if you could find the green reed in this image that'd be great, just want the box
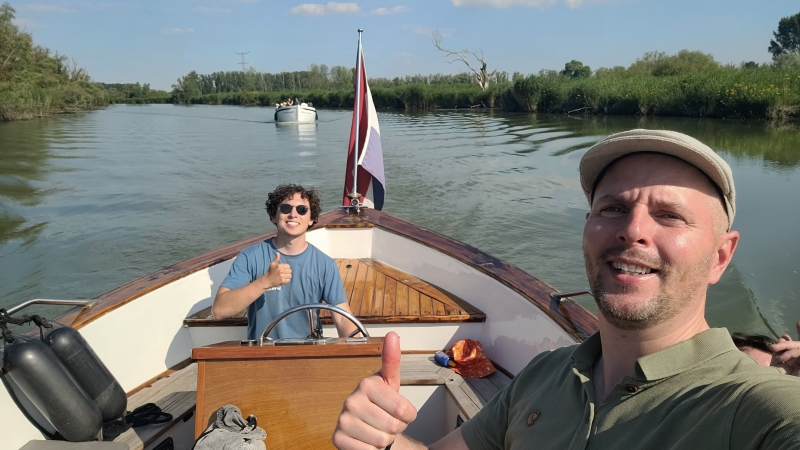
[509,68,800,120]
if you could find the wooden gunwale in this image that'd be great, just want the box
[58,209,597,341]
[357,209,598,341]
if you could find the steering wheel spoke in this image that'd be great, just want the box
[259,304,369,344]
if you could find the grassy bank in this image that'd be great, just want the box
[508,68,800,120]
[179,69,800,122]
[0,3,112,121]
[185,83,504,110]
[0,83,111,121]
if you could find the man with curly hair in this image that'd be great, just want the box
[212,184,357,340]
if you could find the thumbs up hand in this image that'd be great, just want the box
[333,332,417,449]
[262,252,292,290]
[770,320,800,377]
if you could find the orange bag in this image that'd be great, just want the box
[445,339,496,378]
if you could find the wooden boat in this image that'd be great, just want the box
[274,104,317,123]
[2,207,597,449]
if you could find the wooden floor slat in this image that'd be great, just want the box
[383,277,397,316]
[349,262,369,314]
[185,258,485,327]
[334,259,484,323]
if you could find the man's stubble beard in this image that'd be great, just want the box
[584,246,713,331]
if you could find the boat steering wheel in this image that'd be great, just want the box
[258,304,370,344]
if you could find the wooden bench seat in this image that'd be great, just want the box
[113,363,197,450]
[184,258,485,327]
[400,354,512,421]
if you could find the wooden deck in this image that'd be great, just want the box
[184,258,485,327]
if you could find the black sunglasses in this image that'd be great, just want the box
[279,204,309,215]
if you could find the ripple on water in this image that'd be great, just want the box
[0,107,799,336]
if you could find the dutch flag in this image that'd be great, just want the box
[342,33,385,210]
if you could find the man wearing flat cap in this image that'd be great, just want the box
[332,129,800,450]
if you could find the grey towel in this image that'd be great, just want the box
[193,404,267,450]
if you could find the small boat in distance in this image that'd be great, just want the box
[274,103,317,123]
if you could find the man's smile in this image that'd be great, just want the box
[609,260,656,275]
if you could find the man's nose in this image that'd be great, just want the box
[616,206,655,246]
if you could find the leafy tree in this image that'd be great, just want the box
[628,50,719,76]
[741,61,760,69]
[172,70,201,103]
[773,52,800,69]
[0,2,14,26]
[561,60,591,78]
[768,12,800,58]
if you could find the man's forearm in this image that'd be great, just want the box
[332,312,359,337]
[212,281,271,319]
[392,433,428,449]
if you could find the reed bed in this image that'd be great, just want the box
[0,83,109,121]
[509,69,800,120]
[183,68,800,121]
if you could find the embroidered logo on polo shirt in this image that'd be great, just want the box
[526,410,540,426]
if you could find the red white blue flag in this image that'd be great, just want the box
[342,36,385,210]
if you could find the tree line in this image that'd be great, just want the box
[2,1,798,122]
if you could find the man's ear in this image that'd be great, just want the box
[708,230,740,285]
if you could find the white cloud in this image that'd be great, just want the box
[163,28,194,34]
[193,6,231,15]
[22,4,69,12]
[411,26,453,37]
[290,2,360,15]
[326,2,359,13]
[291,4,327,15]
[451,0,614,8]
[370,5,408,15]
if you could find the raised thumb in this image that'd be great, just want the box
[272,252,281,265]
[380,331,402,391]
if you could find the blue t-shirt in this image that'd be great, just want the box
[220,239,347,340]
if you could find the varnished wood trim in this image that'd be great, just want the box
[59,211,354,329]
[183,317,248,327]
[192,338,384,361]
[126,358,194,397]
[58,208,596,341]
[358,210,598,341]
[195,361,207,440]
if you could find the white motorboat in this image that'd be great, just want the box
[1,207,597,450]
[274,104,317,123]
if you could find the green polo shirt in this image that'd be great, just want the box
[461,328,800,450]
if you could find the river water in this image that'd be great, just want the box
[1,104,799,337]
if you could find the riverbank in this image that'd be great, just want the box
[0,84,112,121]
[175,68,800,121]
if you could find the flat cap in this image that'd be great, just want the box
[579,129,735,229]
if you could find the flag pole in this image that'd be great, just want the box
[352,28,363,204]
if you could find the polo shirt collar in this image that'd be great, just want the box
[635,328,738,380]
[571,328,738,380]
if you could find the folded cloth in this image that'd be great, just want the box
[445,339,496,378]
[193,404,267,450]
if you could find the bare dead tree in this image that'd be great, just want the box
[432,31,497,92]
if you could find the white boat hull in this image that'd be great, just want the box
[2,210,594,448]
[274,105,316,123]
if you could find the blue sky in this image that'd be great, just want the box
[10,0,799,90]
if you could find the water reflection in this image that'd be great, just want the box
[0,106,798,339]
[0,119,56,246]
[547,116,800,169]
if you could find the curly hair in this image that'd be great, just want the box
[731,332,776,354]
[265,184,322,229]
